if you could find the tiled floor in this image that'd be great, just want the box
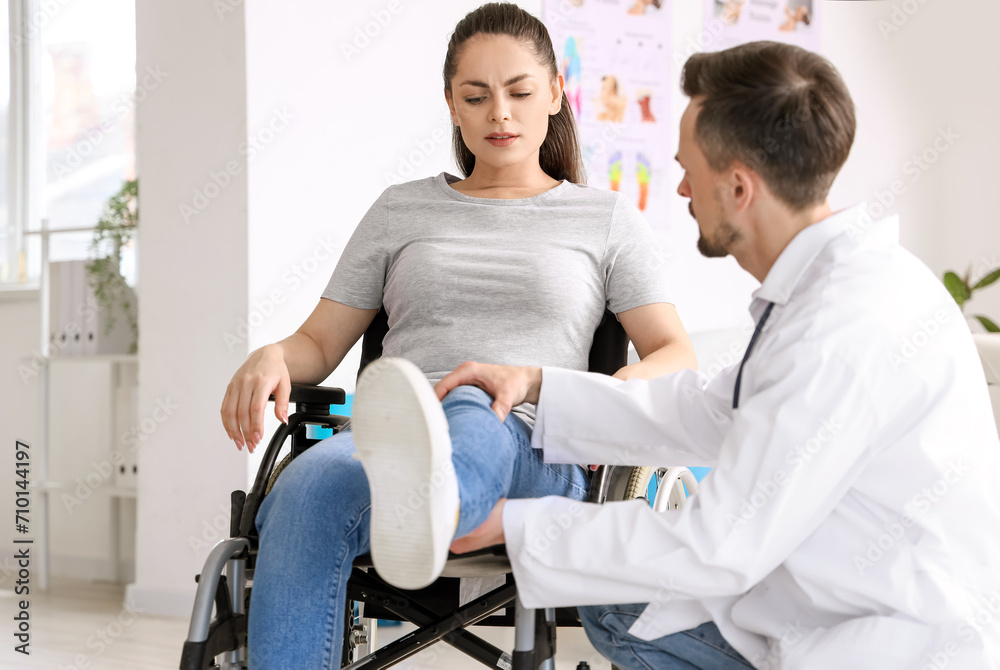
[0,577,612,669]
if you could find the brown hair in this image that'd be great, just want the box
[681,41,855,210]
[443,2,585,184]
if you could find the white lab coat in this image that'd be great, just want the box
[503,207,1000,669]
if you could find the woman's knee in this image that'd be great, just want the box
[258,436,367,523]
[441,384,493,412]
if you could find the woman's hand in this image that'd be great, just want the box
[220,344,291,453]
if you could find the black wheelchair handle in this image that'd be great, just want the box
[267,383,347,407]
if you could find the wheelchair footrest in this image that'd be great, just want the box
[179,613,247,670]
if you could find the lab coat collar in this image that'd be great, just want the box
[750,205,895,318]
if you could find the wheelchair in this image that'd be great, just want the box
[181,308,699,670]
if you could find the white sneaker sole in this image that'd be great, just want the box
[352,357,458,591]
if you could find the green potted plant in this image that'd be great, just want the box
[85,179,138,353]
[943,263,999,333]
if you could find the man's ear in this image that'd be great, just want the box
[729,162,756,213]
[444,89,460,126]
[550,72,565,115]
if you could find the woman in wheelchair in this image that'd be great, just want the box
[219,3,696,667]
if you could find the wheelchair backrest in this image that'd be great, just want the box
[357,307,629,379]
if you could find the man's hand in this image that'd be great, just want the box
[435,362,543,423]
[451,499,507,554]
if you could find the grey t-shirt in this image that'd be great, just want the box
[322,171,670,424]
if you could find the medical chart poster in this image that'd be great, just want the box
[704,0,822,53]
[543,0,674,233]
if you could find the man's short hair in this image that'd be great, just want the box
[681,41,856,210]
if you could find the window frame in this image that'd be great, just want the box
[3,0,44,291]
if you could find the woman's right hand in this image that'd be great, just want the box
[220,344,291,453]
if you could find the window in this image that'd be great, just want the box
[0,5,12,282]
[1,0,136,288]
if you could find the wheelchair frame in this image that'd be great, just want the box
[181,310,698,670]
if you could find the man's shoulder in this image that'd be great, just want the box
[784,241,964,366]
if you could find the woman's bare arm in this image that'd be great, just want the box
[220,299,378,452]
[614,303,697,381]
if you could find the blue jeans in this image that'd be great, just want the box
[248,385,590,669]
[580,604,754,670]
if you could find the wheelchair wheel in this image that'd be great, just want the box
[605,466,699,509]
[624,465,655,500]
[604,465,655,502]
[265,453,293,495]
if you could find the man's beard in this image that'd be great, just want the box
[697,219,742,258]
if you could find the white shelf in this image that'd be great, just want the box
[31,481,137,498]
[51,354,138,364]
[34,217,140,590]
[21,353,138,364]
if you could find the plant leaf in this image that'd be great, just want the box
[943,271,971,307]
[975,315,1000,333]
[973,268,1000,291]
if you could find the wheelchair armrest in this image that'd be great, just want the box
[268,383,347,407]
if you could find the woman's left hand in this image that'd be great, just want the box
[451,499,507,553]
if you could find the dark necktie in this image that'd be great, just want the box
[733,301,775,410]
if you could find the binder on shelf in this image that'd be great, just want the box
[81,261,99,356]
[70,260,85,355]
[114,384,139,489]
[49,259,137,357]
[52,261,73,356]
[48,262,63,353]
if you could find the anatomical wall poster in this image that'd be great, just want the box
[544,0,674,232]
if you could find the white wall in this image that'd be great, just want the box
[2,0,999,614]
[124,0,250,615]
[824,0,1000,326]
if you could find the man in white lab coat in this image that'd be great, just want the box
[436,41,1000,669]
